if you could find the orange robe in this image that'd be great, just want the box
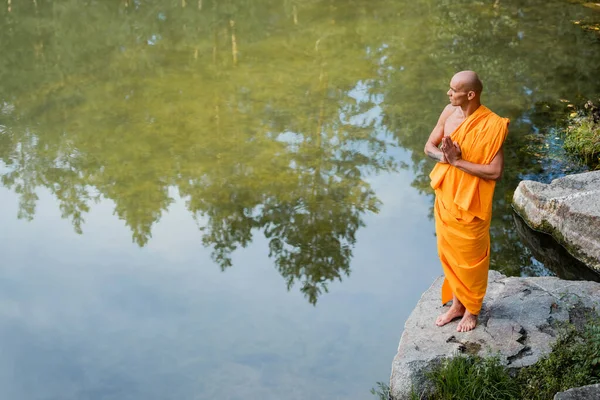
[429,105,509,315]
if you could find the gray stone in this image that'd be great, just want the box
[554,383,600,399]
[389,271,600,400]
[512,170,600,272]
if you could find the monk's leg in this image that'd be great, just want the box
[435,294,465,326]
[457,310,477,332]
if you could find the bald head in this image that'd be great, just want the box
[452,70,483,95]
[447,71,483,110]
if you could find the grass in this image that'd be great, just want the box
[426,355,519,400]
[516,318,600,400]
[564,100,600,168]
[376,317,600,399]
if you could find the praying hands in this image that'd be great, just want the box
[441,136,462,166]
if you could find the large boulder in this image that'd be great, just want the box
[389,271,600,399]
[554,383,600,399]
[512,170,600,272]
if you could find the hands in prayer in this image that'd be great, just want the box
[441,136,462,166]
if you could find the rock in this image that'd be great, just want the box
[512,170,600,272]
[389,271,600,400]
[554,383,600,399]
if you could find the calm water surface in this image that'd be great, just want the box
[1,1,600,399]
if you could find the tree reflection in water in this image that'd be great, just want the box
[1,0,600,304]
[0,0,397,305]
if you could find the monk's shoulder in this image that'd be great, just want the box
[479,108,510,146]
[482,107,507,122]
[481,108,509,129]
[440,104,458,121]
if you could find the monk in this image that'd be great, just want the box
[424,71,509,332]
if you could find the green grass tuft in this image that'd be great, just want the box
[427,354,519,400]
[564,100,600,168]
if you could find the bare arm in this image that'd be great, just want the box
[424,105,455,163]
[454,147,504,181]
[443,136,504,181]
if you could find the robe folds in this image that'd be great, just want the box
[429,105,509,315]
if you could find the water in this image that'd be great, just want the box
[1,1,600,399]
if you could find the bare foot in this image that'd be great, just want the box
[456,310,477,332]
[435,304,465,327]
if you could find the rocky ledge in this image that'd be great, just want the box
[389,271,600,399]
[512,170,600,272]
[554,383,600,399]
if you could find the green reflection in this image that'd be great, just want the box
[1,0,600,305]
[0,0,396,305]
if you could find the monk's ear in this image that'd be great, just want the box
[467,90,476,100]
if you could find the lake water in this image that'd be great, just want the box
[1,1,600,399]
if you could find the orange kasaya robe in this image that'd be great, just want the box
[429,105,509,315]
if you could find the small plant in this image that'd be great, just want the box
[564,99,600,168]
[584,322,600,381]
[369,382,425,399]
[370,382,391,400]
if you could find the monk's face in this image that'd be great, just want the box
[447,77,470,106]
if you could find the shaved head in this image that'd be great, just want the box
[452,70,483,94]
